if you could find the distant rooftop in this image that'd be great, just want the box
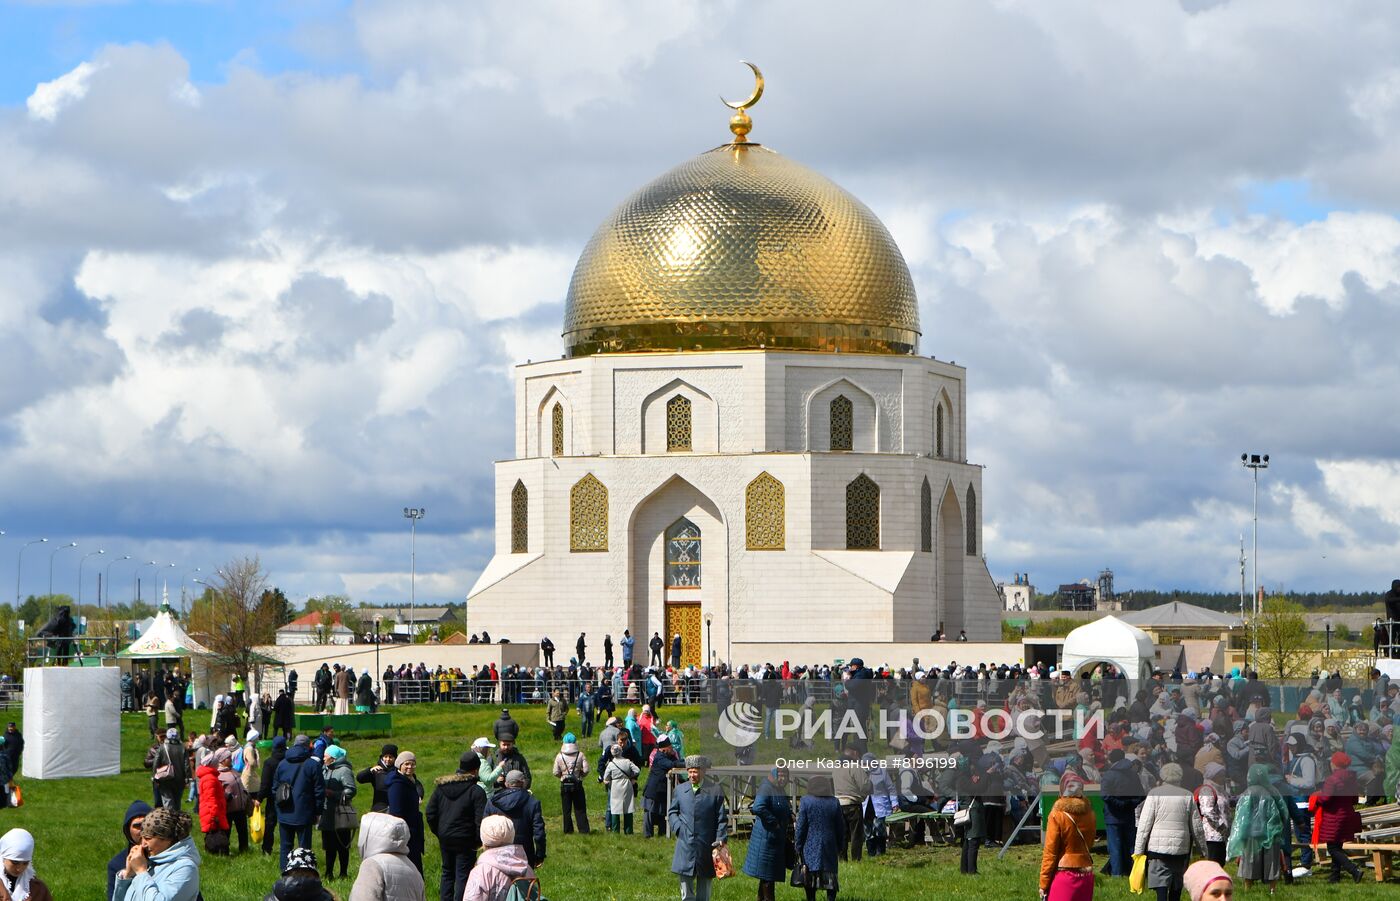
[1119,601,1242,629]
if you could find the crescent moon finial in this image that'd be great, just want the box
[721,60,764,143]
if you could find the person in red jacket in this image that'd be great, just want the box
[1311,751,1363,883]
[197,749,231,855]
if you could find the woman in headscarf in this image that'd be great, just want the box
[355,669,375,713]
[1039,774,1096,901]
[320,744,358,880]
[0,829,52,901]
[1226,764,1288,890]
[1134,762,1206,901]
[384,750,425,874]
[744,767,792,901]
[113,808,201,901]
[1195,763,1231,865]
[795,774,843,901]
[1313,751,1364,883]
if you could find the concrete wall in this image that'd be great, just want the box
[250,641,539,677]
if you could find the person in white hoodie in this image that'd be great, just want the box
[465,815,536,901]
[348,812,425,901]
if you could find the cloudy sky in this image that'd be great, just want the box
[2,0,1397,609]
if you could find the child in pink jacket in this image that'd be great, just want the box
[465,815,536,901]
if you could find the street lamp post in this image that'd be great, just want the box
[104,555,132,610]
[47,542,77,621]
[180,567,201,615]
[403,507,426,638]
[16,538,47,605]
[705,613,714,668]
[78,549,105,606]
[1241,452,1270,670]
[142,561,159,604]
[1324,618,1332,658]
[374,614,385,701]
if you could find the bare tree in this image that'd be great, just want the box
[188,556,281,693]
[1255,597,1315,680]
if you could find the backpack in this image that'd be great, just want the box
[275,770,295,811]
[559,753,583,787]
[504,876,542,901]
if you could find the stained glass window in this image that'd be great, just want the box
[666,395,692,452]
[935,404,945,458]
[551,403,564,457]
[745,472,785,550]
[966,484,977,556]
[830,395,853,451]
[920,477,932,553]
[511,480,528,554]
[666,517,701,587]
[570,473,607,552]
[846,473,880,549]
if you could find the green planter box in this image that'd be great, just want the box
[1040,789,1105,833]
[294,713,393,737]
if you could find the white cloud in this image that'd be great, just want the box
[6,3,1400,602]
[26,61,104,122]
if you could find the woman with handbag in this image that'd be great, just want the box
[1040,774,1097,901]
[743,767,792,901]
[320,745,358,880]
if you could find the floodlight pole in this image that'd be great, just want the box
[1241,453,1269,669]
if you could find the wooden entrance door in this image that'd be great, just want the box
[664,603,703,667]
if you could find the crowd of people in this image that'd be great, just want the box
[90,651,1400,900]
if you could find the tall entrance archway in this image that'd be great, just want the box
[628,476,724,668]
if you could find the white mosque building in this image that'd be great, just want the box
[466,89,1001,666]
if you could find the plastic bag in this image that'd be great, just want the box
[712,843,735,879]
[1129,853,1146,894]
[6,784,20,809]
[249,802,265,843]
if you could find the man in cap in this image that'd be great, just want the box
[668,755,729,901]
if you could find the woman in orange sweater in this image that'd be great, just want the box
[1041,774,1098,901]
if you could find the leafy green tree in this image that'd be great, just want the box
[256,588,294,629]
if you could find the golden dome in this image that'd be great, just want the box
[563,142,920,356]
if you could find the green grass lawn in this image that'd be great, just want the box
[6,703,1396,900]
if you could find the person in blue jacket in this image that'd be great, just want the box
[271,734,324,872]
[744,767,792,900]
[113,807,202,901]
[107,800,152,901]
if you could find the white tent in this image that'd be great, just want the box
[119,606,213,658]
[1061,615,1156,683]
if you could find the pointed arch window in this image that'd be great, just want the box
[846,473,880,549]
[666,518,701,587]
[966,484,978,556]
[920,477,932,553]
[510,480,528,554]
[745,472,785,550]
[551,402,564,457]
[666,395,692,452]
[569,473,608,552]
[830,395,853,451]
[935,404,945,458]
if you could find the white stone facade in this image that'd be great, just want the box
[466,349,1002,663]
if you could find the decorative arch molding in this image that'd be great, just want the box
[640,378,719,454]
[934,387,955,460]
[536,386,572,457]
[805,377,879,453]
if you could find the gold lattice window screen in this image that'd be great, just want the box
[570,473,608,552]
[551,403,564,456]
[920,478,932,553]
[935,404,945,457]
[666,395,692,452]
[666,518,701,587]
[745,472,785,550]
[966,484,977,556]
[511,480,528,553]
[830,395,853,451]
[846,473,880,549]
